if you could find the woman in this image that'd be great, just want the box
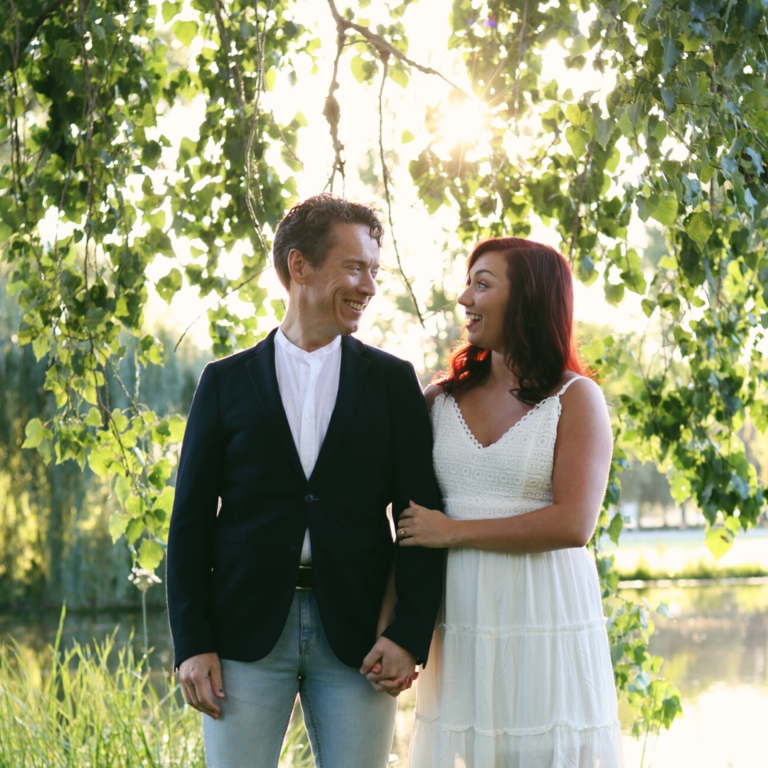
[399,238,624,767]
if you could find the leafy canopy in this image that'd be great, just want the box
[5,0,768,738]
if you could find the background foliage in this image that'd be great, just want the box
[5,0,768,740]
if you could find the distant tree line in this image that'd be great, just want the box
[0,274,210,609]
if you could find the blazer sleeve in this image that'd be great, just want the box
[381,359,444,665]
[166,362,223,669]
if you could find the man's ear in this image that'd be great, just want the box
[286,248,310,285]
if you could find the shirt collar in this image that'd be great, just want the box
[276,327,342,362]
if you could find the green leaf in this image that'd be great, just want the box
[737,1,763,32]
[565,126,588,160]
[705,526,734,560]
[109,513,132,543]
[684,211,714,247]
[604,282,625,306]
[650,193,678,226]
[153,486,175,516]
[22,419,45,449]
[148,458,172,490]
[126,518,144,545]
[582,337,604,361]
[138,539,165,571]
[168,414,186,442]
[350,55,374,84]
[157,268,182,304]
[32,333,51,361]
[401,130,415,144]
[669,472,691,504]
[388,64,409,89]
[607,512,624,545]
[89,447,117,478]
[115,475,131,506]
[173,20,198,48]
[161,0,181,23]
[641,298,655,317]
[565,104,584,127]
[111,408,129,433]
[84,408,103,427]
[662,38,684,74]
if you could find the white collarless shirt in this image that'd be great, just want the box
[274,328,342,564]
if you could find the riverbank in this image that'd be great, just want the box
[603,526,768,582]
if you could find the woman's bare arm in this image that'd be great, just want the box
[399,378,613,553]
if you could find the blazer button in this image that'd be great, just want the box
[304,493,316,503]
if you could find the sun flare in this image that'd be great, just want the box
[439,102,488,148]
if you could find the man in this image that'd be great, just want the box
[166,193,443,767]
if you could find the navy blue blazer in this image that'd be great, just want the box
[166,329,443,670]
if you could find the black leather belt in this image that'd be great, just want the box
[296,565,314,590]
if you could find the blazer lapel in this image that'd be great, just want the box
[245,330,304,479]
[311,335,370,479]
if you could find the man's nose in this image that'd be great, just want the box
[361,270,377,296]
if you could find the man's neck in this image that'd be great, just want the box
[280,311,339,353]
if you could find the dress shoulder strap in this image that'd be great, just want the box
[555,375,587,398]
[429,391,448,427]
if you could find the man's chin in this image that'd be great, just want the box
[337,319,360,336]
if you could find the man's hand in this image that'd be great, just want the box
[360,636,416,697]
[179,652,225,719]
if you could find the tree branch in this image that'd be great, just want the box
[377,56,424,328]
[323,24,346,193]
[569,138,595,265]
[324,0,469,97]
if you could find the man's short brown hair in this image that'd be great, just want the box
[272,194,384,288]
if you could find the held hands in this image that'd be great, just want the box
[396,500,456,548]
[178,652,225,719]
[360,636,418,697]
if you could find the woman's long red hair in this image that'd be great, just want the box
[436,237,593,404]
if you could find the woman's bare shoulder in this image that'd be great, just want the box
[557,374,608,422]
[424,382,446,413]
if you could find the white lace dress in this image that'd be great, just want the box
[410,378,624,768]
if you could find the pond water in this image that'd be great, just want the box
[2,583,767,767]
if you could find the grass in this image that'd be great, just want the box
[0,610,313,768]
[618,558,768,583]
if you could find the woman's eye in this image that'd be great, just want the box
[478,281,488,288]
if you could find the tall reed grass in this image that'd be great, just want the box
[0,610,312,767]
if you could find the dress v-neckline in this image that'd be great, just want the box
[448,393,555,450]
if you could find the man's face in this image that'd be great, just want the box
[301,222,380,338]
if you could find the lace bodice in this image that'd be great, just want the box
[430,377,585,520]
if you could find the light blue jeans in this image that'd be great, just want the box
[203,591,398,768]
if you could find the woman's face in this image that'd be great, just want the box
[457,250,510,353]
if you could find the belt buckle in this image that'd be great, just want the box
[296,565,313,591]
